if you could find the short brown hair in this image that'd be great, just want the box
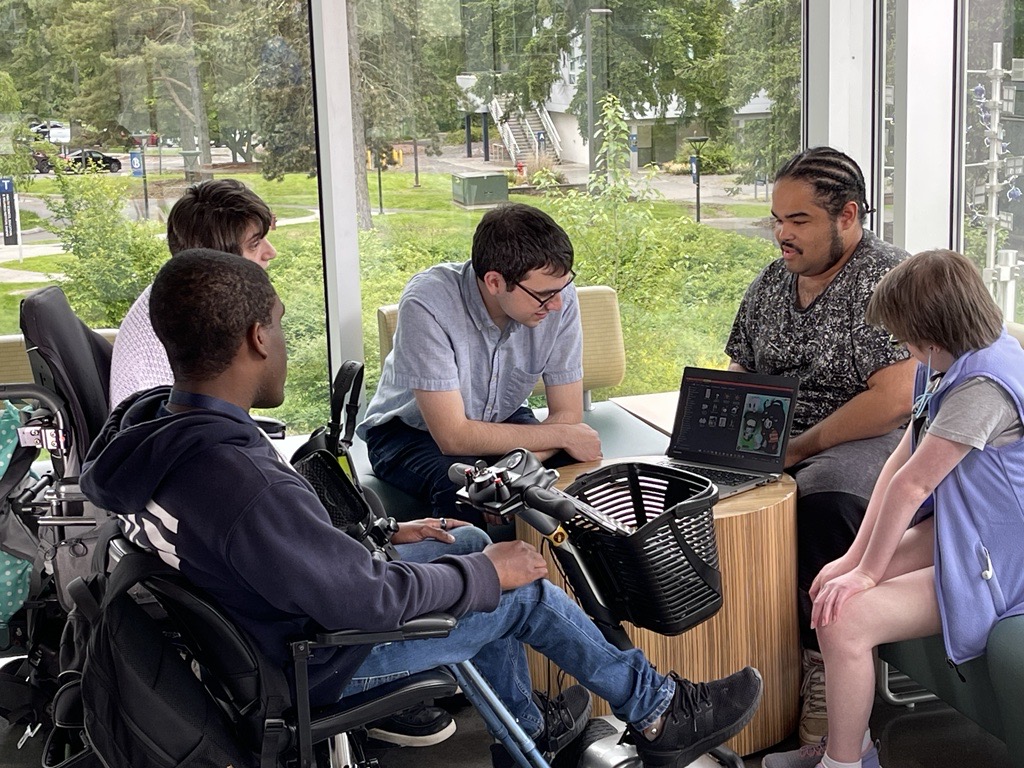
[166,179,273,256]
[866,249,1003,357]
[471,203,573,284]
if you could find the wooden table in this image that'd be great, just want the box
[517,454,799,756]
[610,391,680,435]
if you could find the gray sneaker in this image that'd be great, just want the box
[762,737,881,768]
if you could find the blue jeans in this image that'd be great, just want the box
[342,578,675,735]
[365,408,572,525]
[395,524,492,563]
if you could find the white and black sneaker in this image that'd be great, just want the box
[366,703,456,747]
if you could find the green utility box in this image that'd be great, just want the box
[451,172,509,207]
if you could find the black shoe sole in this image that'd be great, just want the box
[637,669,764,768]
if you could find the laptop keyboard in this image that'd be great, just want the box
[667,463,761,487]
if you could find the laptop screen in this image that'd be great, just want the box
[666,367,800,475]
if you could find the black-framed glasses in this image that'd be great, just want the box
[513,270,576,308]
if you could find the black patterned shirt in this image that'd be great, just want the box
[725,231,911,435]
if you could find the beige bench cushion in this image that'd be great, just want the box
[376,285,626,399]
[0,329,118,386]
[1008,320,1024,347]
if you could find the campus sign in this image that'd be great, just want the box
[0,176,18,246]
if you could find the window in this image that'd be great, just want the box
[0,0,327,430]
[347,0,803,398]
[962,0,1024,320]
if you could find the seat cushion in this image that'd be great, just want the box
[878,635,1001,739]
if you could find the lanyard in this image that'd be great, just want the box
[167,389,256,425]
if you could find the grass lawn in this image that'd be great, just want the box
[19,209,48,231]
[0,282,52,335]
[8,254,72,275]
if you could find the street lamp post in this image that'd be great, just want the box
[367,128,386,215]
[585,9,612,176]
[456,73,485,159]
[687,135,710,223]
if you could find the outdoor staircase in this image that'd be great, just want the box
[489,97,562,165]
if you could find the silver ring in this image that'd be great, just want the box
[440,517,448,531]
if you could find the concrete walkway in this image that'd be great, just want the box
[0,242,66,282]
[0,212,322,284]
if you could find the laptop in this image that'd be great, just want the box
[661,367,800,498]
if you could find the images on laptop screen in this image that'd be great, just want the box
[669,368,799,475]
[736,395,790,457]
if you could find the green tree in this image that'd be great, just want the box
[725,0,801,181]
[0,0,78,121]
[45,0,214,159]
[0,69,34,181]
[350,0,465,227]
[541,94,777,393]
[228,0,317,180]
[461,0,734,142]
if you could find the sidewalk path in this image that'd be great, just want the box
[0,212,321,284]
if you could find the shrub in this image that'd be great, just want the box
[671,140,735,175]
[47,172,167,328]
[443,124,483,145]
[357,228,467,397]
[257,238,330,431]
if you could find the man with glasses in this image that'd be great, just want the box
[358,203,601,532]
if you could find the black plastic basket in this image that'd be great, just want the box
[562,462,721,636]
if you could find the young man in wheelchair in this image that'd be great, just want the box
[80,249,763,768]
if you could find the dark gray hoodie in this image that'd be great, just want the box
[80,388,500,705]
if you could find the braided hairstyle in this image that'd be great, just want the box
[774,147,871,222]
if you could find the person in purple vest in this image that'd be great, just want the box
[764,249,1024,768]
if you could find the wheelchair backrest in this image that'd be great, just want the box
[20,287,114,475]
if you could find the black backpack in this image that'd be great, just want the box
[290,360,398,560]
[49,541,257,768]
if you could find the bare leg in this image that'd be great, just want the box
[816,523,940,762]
[878,517,933,581]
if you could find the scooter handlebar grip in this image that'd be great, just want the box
[522,486,577,523]
[448,462,476,486]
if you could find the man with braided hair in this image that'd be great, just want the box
[725,146,916,745]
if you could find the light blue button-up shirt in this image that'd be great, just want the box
[357,261,583,436]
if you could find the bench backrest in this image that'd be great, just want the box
[376,285,626,405]
[1008,320,1024,347]
[0,329,118,385]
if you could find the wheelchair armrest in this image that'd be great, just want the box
[313,612,457,647]
[252,415,286,439]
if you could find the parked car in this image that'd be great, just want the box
[32,151,52,174]
[28,120,65,139]
[59,149,122,173]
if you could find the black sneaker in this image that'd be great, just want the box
[628,667,763,768]
[533,684,592,755]
[490,684,592,765]
[365,703,456,747]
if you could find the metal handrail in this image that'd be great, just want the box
[522,108,539,158]
[534,106,562,160]
[489,99,520,162]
